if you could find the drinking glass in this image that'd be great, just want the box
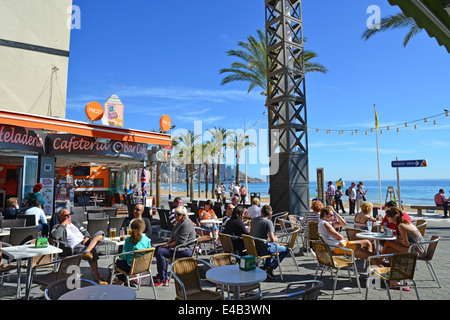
[367,220,372,233]
[110,228,116,238]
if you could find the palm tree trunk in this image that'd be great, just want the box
[156,162,161,208]
[211,161,215,198]
[205,163,209,198]
[189,164,195,201]
[235,154,240,185]
[197,164,201,198]
[185,164,189,197]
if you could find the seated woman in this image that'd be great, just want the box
[222,206,250,255]
[318,206,376,262]
[4,197,19,220]
[381,207,425,256]
[113,219,152,286]
[198,199,219,243]
[354,202,377,230]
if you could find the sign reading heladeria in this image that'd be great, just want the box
[46,134,148,159]
[0,125,45,153]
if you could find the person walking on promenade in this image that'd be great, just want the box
[348,182,357,215]
[355,183,365,214]
[434,189,449,218]
[221,183,227,203]
[334,186,346,213]
[326,181,335,206]
[239,184,246,205]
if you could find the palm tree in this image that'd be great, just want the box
[207,126,229,186]
[173,130,200,201]
[219,28,328,96]
[361,12,422,47]
[227,132,256,185]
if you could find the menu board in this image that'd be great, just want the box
[40,178,54,215]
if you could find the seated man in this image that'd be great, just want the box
[51,208,107,284]
[127,204,152,238]
[434,189,449,218]
[154,206,197,286]
[250,205,289,279]
[25,199,50,237]
[168,197,183,225]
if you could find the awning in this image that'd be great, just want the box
[388,0,450,53]
[0,109,172,146]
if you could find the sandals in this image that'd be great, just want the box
[81,251,93,260]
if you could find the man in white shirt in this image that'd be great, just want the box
[25,199,49,237]
[51,208,107,284]
[246,197,261,218]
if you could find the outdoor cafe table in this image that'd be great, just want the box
[100,236,128,258]
[356,232,397,254]
[58,284,136,300]
[206,264,266,300]
[0,228,10,238]
[0,243,62,298]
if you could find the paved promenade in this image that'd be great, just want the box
[1,196,449,304]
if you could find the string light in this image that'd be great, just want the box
[307,110,448,137]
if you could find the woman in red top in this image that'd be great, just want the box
[199,200,219,243]
[382,201,411,230]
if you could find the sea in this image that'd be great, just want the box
[161,179,450,206]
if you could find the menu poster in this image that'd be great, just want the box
[40,178,54,215]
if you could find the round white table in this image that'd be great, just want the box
[206,265,266,300]
[58,284,136,300]
[356,232,397,253]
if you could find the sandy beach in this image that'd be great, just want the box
[158,188,412,211]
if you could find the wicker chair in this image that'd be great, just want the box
[276,226,301,272]
[345,227,364,241]
[366,252,420,300]
[45,278,98,300]
[86,217,108,237]
[16,214,36,227]
[312,240,362,299]
[2,219,26,228]
[415,219,427,236]
[109,248,157,299]
[107,216,127,237]
[7,225,39,246]
[209,253,261,299]
[218,233,235,254]
[170,257,222,300]
[241,234,284,281]
[103,208,118,217]
[410,235,441,288]
[0,242,17,283]
[306,221,320,256]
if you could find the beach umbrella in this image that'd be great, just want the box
[336,178,345,188]
[141,167,147,198]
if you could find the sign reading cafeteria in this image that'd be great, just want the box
[46,134,148,159]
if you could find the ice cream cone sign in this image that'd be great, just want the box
[85,102,104,121]
[160,115,171,132]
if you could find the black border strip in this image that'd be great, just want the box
[0,38,70,57]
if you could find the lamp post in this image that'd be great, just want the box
[168,125,176,200]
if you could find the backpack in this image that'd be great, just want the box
[345,188,351,196]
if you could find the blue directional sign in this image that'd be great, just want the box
[391,159,428,168]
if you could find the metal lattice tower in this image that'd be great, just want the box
[265,0,309,216]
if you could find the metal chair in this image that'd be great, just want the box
[109,248,158,299]
[312,240,362,299]
[241,234,284,281]
[218,233,235,254]
[366,252,420,300]
[86,217,108,237]
[276,226,301,272]
[409,235,441,288]
[0,242,17,283]
[170,257,222,300]
[250,280,324,300]
[415,219,427,236]
[306,221,320,256]
[209,253,261,299]
[45,278,98,300]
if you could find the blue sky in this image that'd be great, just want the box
[66,0,450,182]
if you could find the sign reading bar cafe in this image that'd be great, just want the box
[46,134,148,159]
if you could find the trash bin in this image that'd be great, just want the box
[250,192,260,203]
